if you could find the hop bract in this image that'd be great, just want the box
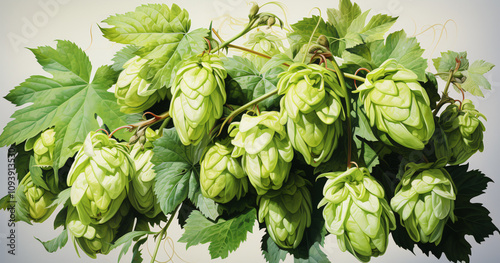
[170,54,227,145]
[243,31,283,69]
[318,167,396,262]
[278,63,344,167]
[200,139,249,203]
[67,131,134,225]
[258,170,312,249]
[17,172,56,223]
[115,56,168,114]
[391,165,456,245]
[355,59,435,150]
[439,99,485,165]
[67,202,129,258]
[128,129,161,218]
[229,111,293,195]
[25,128,56,169]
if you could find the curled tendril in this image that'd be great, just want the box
[95,128,109,136]
[411,19,457,59]
[302,7,322,64]
[84,25,94,52]
[353,68,371,89]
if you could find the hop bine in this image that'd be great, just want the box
[318,167,396,262]
[355,59,435,150]
[439,99,485,165]
[258,170,312,249]
[229,111,293,195]
[115,56,168,114]
[67,131,134,225]
[170,54,227,145]
[278,63,345,167]
[128,128,162,218]
[391,163,456,245]
[200,139,249,203]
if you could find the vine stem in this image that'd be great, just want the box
[329,57,353,169]
[211,18,259,53]
[433,70,454,116]
[150,205,180,263]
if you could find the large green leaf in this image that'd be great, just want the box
[179,209,256,259]
[223,56,283,111]
[462,60,495,97]
[152,128,219,219]
[101,4,208,90]
[343,30,427,81]
[0,40,132,169]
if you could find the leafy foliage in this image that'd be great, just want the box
[35,229,68,253]
[179,209,256,259]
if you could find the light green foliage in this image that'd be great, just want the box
[439,99,485,165]
[355,59,435,150]
[229,112,293,195]
[257,171,312,249]
[200,139,249,203]
[391,164,457,245]
[278,63,345,166]
[115,56,168,113]
[67,132,134,225]
[170,54,227,145]
[318,167,396,262]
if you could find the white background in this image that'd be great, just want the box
[0,0,499,262]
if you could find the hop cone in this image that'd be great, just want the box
[200,139,249,203]
[243,31,283,69]
[258,170,312,249]
[67,202,129,258]
[170,54,227,145]
[355,59,435,150]
[439,99,485,165]
[17,172,56,223]
[278,63,344,167]
[391,164,456,245]
[229,111,293,195]
[25,128,56,169]
[128,129,161,218]
[318,167,396,262]
[67,131,134,225]
[115,56,168,114]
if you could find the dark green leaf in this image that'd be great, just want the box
[131,238,148,263]
[0,194,12,211]
[53,206,67,229]
[11,144,30,181]
[110,231,153,262]
[445,164,493,200]
[433,51,469,73]
[29,156,49,190]
[178,209,256,259]
[14,184,31,224]
[422,72,440,110]
[152,128,206,215]
[35,229,68,253]
[261,234,288,263]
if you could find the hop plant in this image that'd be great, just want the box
[243,31,283,69]
[16,172,56,223]
[25,128,56,169]
[439,99,485,165]
[257,170,312,249]
[128,128,162,218]
[200,139,249,203]
[67,131,134,225]
[318,167,396,262]
[229,111,293,195]
[115,56,168,114]
[170,54,227,145]
[355,59,435,150]
[391,164,456,245]
[278,63,345,167]
[67,202,129,258]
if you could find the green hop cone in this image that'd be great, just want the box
[318,167,396,262]
[170,54,227,145]
[258,170,312,249]
[439,99,485,165]
[17,172,56,223]
[229,111,293,195]
[391,164,457,245]
[355,59,435,150]
[25,128,56,169]
[128,129,161,218]
[67,202,129,258]
[67,131,134,225]
[200,139,249,203]
[115,56,168,114]
[278,63,345,167]
[243,31,283,69]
